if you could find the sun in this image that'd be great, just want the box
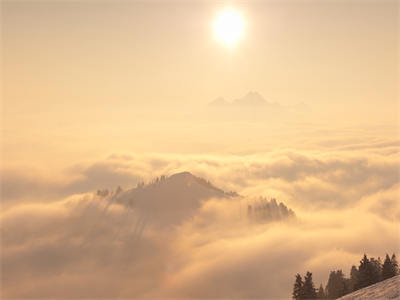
[214,8,244,47]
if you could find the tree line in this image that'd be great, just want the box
[247,197,295,222]
[292,253,398,299]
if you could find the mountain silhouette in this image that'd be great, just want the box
[209,97,229,106]
[108,172,293,228]
[116,172,237,226]
[208,92,281,108]
[233,91,275,106]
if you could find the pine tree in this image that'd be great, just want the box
[391,254,399,276]
[370,257,382,283]
[382,254,393,280]
[317,283,325,299]
[343,277,351,295]
[303,272,317,299]
[356,254,375,289]
[293,273,304,300]
[349,265,359,292]
[326,270,347,299]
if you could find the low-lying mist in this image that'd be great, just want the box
[1,130,399,298]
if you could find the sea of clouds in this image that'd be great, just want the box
[1,131,399,299]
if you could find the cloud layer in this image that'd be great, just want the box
[1,134,399,299]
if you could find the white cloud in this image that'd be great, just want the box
[1,134,399,298]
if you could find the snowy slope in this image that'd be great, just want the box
[338,275,400,300]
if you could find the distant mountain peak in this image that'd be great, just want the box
[209,97,229,106]
[233,91,268,106]
[244,91,264,99]
[208,92,280,108]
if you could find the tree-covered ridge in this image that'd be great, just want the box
[120,172,239,197]
[96,173,295,224]
[247,197,295,222]
[292,253,399,299]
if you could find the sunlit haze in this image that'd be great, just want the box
[1,0,399,299]
[214,8,244,46]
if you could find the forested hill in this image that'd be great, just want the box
[292,253,399,299]
[100,172,293,227]
[338,275,400,300]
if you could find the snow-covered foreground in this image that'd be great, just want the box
[338,275,400,300]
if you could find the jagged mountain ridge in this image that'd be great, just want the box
[209,91,280,108]
[207,92,309,122]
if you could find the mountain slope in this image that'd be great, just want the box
[111,171,294,228]
[338,275,400,300]
[116,172,236,226]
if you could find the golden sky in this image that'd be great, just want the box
[2,0,399,167]
[1,1,399,298]
[4,1,398,107]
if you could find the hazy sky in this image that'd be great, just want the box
[2,0,399,168]
[3,0,398,109]
[1,1,400,298]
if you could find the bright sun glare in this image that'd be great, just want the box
[214,8,244,47]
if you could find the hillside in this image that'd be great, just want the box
[107,171,294,227]
[338,275,400,300]
[115,172,237,226]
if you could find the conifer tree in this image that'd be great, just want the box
[369,257,382,283]
[382,254,392,280]
[349,265,359,292]
[356,254,374,289]
[291,252,398,299]
[317,283,325,299]
[391,254,398,276]
[293,273,304,300]
[326,270,346,299]
[303,272,317,299]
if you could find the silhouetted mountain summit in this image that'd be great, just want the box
[169,171,237,195]
[207,92,311,120]
[209,92,280,108]
[209,97,229,106]
[233,91,274,106]
[101,172,293,227]
[114,172,237,226]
